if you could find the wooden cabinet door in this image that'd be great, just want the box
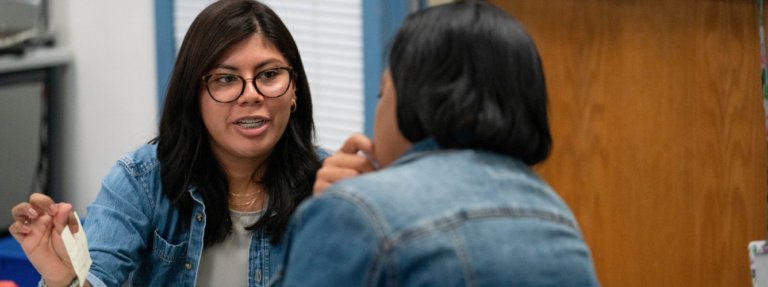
[489,0,767,286]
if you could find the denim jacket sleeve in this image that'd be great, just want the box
[274,193,384,287]
[82,160,155,287]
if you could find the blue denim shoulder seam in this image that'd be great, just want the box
[117,155,160,177]
[117,156,137,176]
[313,191,394,286]
[390,207,579,245]
[381,241,401,287]
[322,190,391,238]
[114,157,158,214]
[445,228,476,286]
[363,246,389,287]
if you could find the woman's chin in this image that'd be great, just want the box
[235,144,274,160]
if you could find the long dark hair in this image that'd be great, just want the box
[389,0,551,165]
[152,0,319,245]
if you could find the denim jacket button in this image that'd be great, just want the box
[196,213,203,222]
[185,262,192,270]
[257,270,262,283]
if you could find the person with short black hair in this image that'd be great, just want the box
[277,1,600,286]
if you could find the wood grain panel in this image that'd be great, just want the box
[488,0,767,286]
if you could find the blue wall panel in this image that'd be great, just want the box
[154,0,175,119]
[362,0,411,137]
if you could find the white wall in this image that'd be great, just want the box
[51,1,159,215]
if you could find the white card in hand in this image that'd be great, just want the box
[60,212,92,287]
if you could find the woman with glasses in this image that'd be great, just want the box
[9,1,325,286]
[277,1,600,286]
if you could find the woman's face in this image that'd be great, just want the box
[200,33,296,166]
[373,69,412,168]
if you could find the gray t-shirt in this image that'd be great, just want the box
[196,209,263,286]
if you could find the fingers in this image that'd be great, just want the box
[313,180,331,195]
[313,167,357,195]
[314,133,377,195]
[9,202,34,238]
[11,202,35,223]
[313,155,375,195]
[324,153,377,174]
[317,166,361,183]
[29,193,56,216]
[10,195,79,240]
[52,203,76,235]
[68,209,79,233]
[338,133,375,159]
[49,203,78,233]
[9,221,32,241]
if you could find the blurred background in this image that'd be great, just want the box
[0,0,765,286]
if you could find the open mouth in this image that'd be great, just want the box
[236,118,267,129]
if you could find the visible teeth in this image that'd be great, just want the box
[237,119,266,128]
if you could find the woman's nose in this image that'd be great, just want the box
[239,79,264,104]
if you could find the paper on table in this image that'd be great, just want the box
[60,212,91,287]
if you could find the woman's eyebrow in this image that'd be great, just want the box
[214,59,284,72]
[253,59,283,71]
[214,64,239,72]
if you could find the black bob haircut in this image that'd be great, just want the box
[153,0,319,245]
[389,0,552,165]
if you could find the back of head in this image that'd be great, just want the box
[390,0,551,165]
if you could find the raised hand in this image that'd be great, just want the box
[9,193,79,287]
[314,133,377,195]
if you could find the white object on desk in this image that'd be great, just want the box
[750,241,768,286]
[61,212,91,287]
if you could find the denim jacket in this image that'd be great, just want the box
[272,139,600,286]
[43,144,328,287]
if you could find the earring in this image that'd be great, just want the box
[291,100,297,113]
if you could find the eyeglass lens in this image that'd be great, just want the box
[206,68,291,102]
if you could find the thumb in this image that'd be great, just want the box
[51,203,78,235]
[50,203,77,266]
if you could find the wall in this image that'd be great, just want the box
[50,1,158,215]
[0,80,43,231]
[489,0,767,286]
[260,0,364,151]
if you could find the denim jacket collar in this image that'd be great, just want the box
[188,186,203,205]
[388,138,443,168]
